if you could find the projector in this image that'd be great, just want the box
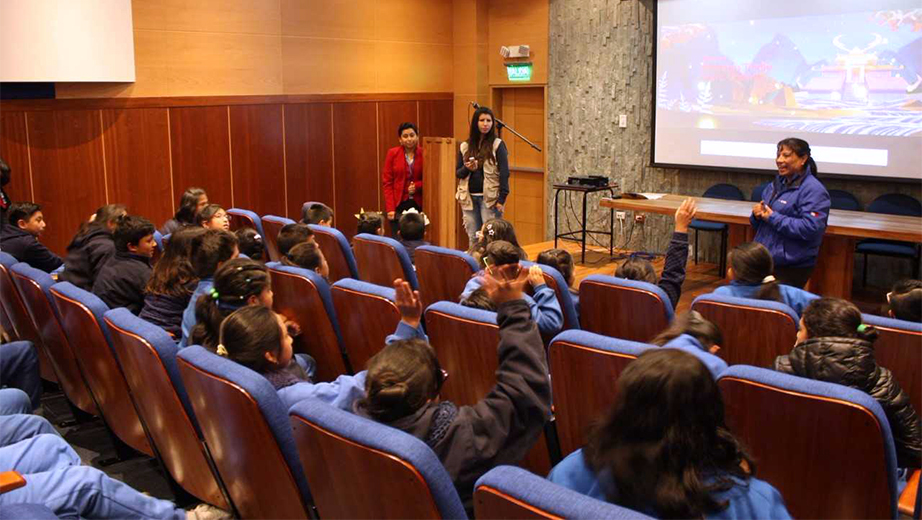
[500,45,530,59]
[567,175,610,187]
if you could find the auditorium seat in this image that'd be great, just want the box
[528,261,580,332]
[104,309,233,512]
[289,397,467,519]
[268,262,352,380]
[828,189,861,211]
[152,230,164,264]
[424,301,554,475]
[308,224,359,283]
[718,365,898,519]
[474,465,652,520]
[415,245,479,310]
[177,345,314,519]
[751,181,771,202]
[578,274,674,342]
[226,208,264,235]
[330,279,400,372]
[0,252,56,383]
[353,233,419,289]
[691,293,799,368]
[10,264,98,416]
[858,193,922,283]
[161,233,171,252]
[690,183,745,276]
[260,215,295,262]
[862,313,922,415]
[49,282,153,458]
[548,330,652,457]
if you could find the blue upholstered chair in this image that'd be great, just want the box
[260,214,295,262]
[578,275,674,342]
[353,233,419,289]
[226,208,264,236]
[104,309,233,512]
[49,282,153,459]
[690,183,745,276]
[862,313,922,415]
[857,193,922,284]
[308,224,359,282]
[289,397,467,519]
[474,465,652,519]
[718,365,898,518]
[268,262,351,380]
[751,181,771,203]
[0,252,41,347]
[176,345,314,519]
[415,245,479,310]
[152,230,164,250]
[330,278,399,372]
[691,293,799,369]
[828,189,862,211]
[10,263,98,417]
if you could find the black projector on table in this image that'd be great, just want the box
[567,175,610,187]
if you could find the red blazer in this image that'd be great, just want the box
[382,146,424,214]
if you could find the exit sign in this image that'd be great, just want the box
[506,62,533,82]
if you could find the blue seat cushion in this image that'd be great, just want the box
[856,239,919,257]
[689,219,727,231]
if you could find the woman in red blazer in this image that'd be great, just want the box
[382,122,424,229]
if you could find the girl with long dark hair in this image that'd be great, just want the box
[160,187,208,235]
[139,226,206,337]
[713,242,818,316]
[455,106,510,247]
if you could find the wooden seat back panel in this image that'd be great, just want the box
[692,300,798,368]
[579,282,669,342]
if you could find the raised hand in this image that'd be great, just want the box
[527,265,545,288]
[674,198,698,233]
[480,264,529,305]
[393,278,423,329]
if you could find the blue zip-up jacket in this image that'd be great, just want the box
[713,281,819,317]
[548,449,791,520]
[461,274,564,336]
[751,167,830,268]
[661,334,728,379]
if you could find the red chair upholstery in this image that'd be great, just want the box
[269,264,351,381]
[415,245,479,310]
[719,366,897,519]
[424,301,553,476]
[863,313,922,415]
[579,274,673,342]
[50,282,152,457]
[352,234,418,289]
[548,330,651,458]
[105,309,232,511]
[330,279,400,372]
[691,294,799,368]
[0,253,56,382]
[10,264,98,415]
[261,215,295,262]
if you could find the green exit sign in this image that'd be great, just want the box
[506,62,533,82]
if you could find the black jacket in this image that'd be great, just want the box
[59,227,116,291]
[92,252,152,315]
[0,224,63,273]
[774,337,922,468]
[355,299,552,511]
[139,290,194,338]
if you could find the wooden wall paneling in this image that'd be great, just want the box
[332,102,378,239]
[26,110,107,255]
[101,108,174,226]
[229,104,286,217]
[377,101,418,219]
[284,103,334,220]
[168,106,233,210]
[0,111,33,202]
[417,99,454,139]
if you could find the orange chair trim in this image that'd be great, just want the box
[475,484,564,520]
[549,341,641,362]
[425,310,499,330]
[332,287,396,306]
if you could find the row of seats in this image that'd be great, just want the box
[1,247,918,517]
[692,185,921,280]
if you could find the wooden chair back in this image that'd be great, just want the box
[415,246,479,310]
[309,225,359,283]
[579,275,672,342]
[352,234,418,289]
[330,279,400,372]
[261,215,294,262]
[863,314,922,414]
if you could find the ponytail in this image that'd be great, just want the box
[729,242,782,304]
[358,338,442,423]
[754,275,782,303]
[189,258,271,350]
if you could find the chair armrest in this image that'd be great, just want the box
[0,471,26,493]
[898,469,920,518]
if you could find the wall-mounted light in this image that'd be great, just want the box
[499,45,530,59]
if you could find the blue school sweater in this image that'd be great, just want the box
[713,281,818,316]
[461,275,564,336]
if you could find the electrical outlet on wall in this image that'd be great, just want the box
[618,114,627,128]
[634,214,646,224]
[616,211,626,220]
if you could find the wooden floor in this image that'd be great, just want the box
[522,239,890,316]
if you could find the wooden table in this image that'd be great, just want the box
[602,194,922,300]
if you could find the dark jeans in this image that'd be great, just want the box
[774,265,815,290]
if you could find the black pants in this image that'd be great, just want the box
[774,265,815,289]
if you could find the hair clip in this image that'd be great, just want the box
[486,223,495,237]
[209,288,220,299]
[857,324,869,333]
[245,278,252,283]
[253,234,262,242]
[761,275,776,284]
[216,344,229,357]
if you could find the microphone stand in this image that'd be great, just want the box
[471,102,542,152]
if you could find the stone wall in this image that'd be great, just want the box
[546,0,921,285]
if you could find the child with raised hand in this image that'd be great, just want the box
[460,240,564,336]
[887,279,922,322]
[774,297,921,469]
[615,197,696,309]
[713,242,818,316]
[356,264,551,512]
[92,215,157,314]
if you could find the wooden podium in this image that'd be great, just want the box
[422,137,463,249]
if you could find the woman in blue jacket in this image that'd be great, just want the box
[751,138,830,289]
